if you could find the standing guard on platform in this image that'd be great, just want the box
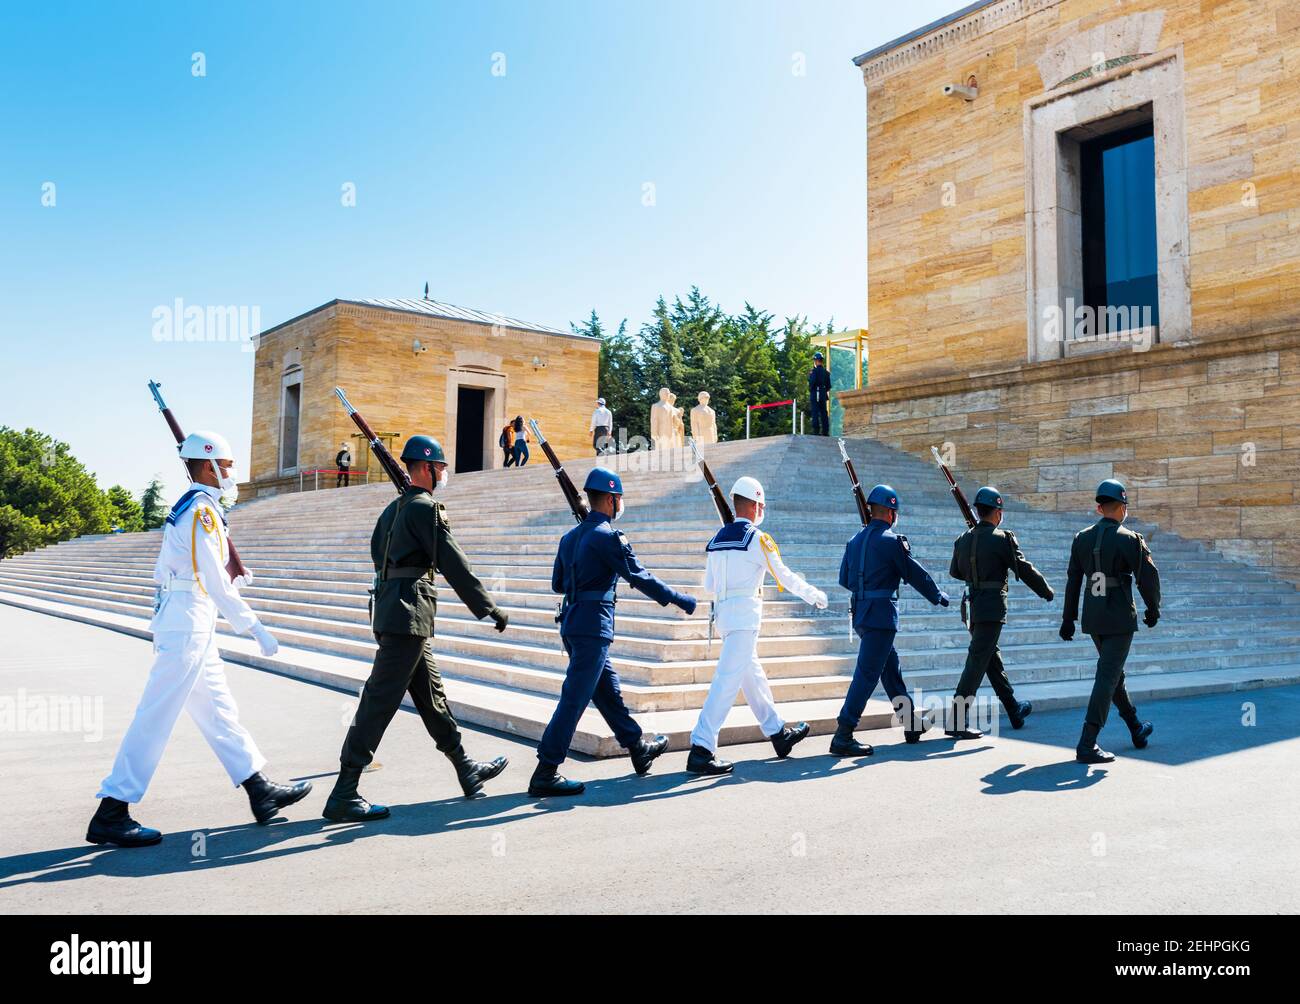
[530,467,697,797]
[945,486,1054,739]
[322,434,510,822]
[87,431,310,847]
[1061,479,1161,764]
[808,352,832,436]
[830,484,950,756]
[686,477,827,776]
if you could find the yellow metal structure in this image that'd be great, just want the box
[810,328,868,389]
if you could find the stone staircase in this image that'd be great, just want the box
[2,435,1298,756]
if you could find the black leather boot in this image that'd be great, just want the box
[903,708,930,744]
[629,734,669,776]
[686,744,733,775]
[829,728,874,757]
[528,763,584,797]
[1123,715,1153,749]
[1008,701,1032,729]
[770,721,810,759]
[446,746,508,799]
[86,797,162,848]
[1075,723,1115,764]
[322,766,390,822]
[242,771,313,824]
[944,701,983,739]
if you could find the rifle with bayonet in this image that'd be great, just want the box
[931,445,977,626]
[931,446,976,529]
[688,437,733,525]
[528,419,588,522]
[688,437,732,654]
[837,438,870,526]
[148,380,251,583]
[334,387,410,494]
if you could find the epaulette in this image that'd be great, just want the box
[165,488,223,528]
[706,521,756,552]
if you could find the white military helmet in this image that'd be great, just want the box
[179,430,234,462]
[730,476,765,504]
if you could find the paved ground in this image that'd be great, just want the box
[1,604,1296,914]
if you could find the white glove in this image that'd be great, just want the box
[250,622,279,658]
[810,589,829,610]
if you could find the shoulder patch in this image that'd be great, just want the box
[896,533,911,554]
[614,529,631,548]
[195,506,216,534]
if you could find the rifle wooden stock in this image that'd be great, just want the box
[529,419,588,523]
[334,388,411,494]
[689,439,733,524]
[147,379,251,582]
[837,439,870,526]
[931,446,976,529]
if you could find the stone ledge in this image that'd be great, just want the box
[840,327,1300,407]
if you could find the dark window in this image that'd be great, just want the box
[1080,121,1159,334]
[280,382,301,470]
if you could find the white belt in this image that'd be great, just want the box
[158,579,197,593]
[716,588,759,602]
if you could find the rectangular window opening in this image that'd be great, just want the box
[1080,118,1160,336]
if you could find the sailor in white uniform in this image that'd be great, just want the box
[86,430,311,847]
[687,477,828,774]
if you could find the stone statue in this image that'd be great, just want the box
[669,392,686,449]
[650,387,677,451]
[689,391,717,445]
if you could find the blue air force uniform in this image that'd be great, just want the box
[835,488,950,741]
[536,491,696,769]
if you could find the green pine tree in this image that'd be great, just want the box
[140,476,167,530]
[106,485,145,533]
[0,427,115,558]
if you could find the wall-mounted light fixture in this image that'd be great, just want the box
[413,338,428,355]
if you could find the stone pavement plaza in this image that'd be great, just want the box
[1,604,1296,914]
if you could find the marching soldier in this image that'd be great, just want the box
[1061,479,1160,764]
[945,486,1054,739]
[322,435,510,821]
[87,431,310,847]
[530,467,697,796]
[686,477,827,775]
[831,484,950,756]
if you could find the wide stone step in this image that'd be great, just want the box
[2,589,1296,755]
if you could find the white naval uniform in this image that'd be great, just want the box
[97,483,266,803]
[689,517,827,753]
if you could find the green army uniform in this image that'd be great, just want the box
[324,433,511,822]
[341,485,500,769]
[1061,503,1161,759]
[948,518,1054,732]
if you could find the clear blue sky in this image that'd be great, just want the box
[0,0,954,503]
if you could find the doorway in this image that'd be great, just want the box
[455,387,486,473]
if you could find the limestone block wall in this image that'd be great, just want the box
[861,0,1300,383]
[840,329,1300,585]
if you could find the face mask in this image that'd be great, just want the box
[435,468,449,490]
[209,460,239,506]
[752,504,765,527]
[613,498,624,521]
